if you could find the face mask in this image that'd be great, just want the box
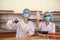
[22,13,30,18]
[44,16,51,21]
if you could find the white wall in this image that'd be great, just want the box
[0,0,60,13]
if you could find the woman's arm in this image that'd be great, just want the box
[36,11,42,28]
[50,23,55,33]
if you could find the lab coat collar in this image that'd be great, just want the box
[44,22,52,27]
[22,19,30,24]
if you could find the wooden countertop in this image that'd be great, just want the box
[0,29,60,39]
[0,36,48,40]
[0,32,60,40]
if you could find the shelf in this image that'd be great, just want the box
[0,10,14,12]
[0,13,22,15]
[51,11,60,15]
[0,19,8,23]
[54,18,60,21]
[0,18,60,23]
[0,11,42,15]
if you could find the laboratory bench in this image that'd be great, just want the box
[0,33,60,40]
[0,36,48,40]
[0,28,60,39]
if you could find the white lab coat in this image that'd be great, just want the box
[6,20,16,29]
[39,22,55,33]
[16,19,35,38]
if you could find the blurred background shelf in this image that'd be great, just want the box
[0,19,8,23]
[54,18,60,21]
[0,10,60,31]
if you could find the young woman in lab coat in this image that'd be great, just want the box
[16,9,35,38]
[37,12,55,34]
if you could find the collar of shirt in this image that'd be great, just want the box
[44,22,52,28]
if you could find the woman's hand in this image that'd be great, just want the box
[36,11,41,19]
